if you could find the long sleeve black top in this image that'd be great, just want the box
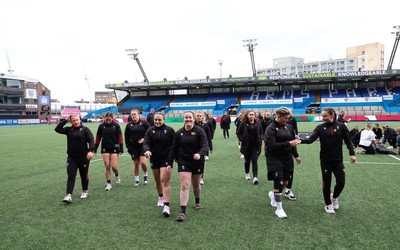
[168,126,209,166]
[124,119,150,150]
[237,121,262,155]
[143,124,175,164]
[94,121,123,153]
[264,120,299,159]
[301,121,355,161]
[195,121,213,151]
[55,120,94,158]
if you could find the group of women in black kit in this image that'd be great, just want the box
[235,107,356,218]
[56,109,211,222]
[56,106,355,221]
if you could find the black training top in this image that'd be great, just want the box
[237,121,262,155]
[55,120,94,158]
[94,121,123,153]
[195,122,213,151]
[264,120,299,159]
[124,119,150,150]
[260,117,273,140]
[168,125,209,166]
[301,121,355,161]
[143,124,175,164]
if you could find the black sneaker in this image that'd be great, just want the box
[285,190,296,200]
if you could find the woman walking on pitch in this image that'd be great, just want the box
[168,111,209,222]
[237,110,263,184]
[143,112,175,217]
[300,108,356,214]
[94,112,123,191]
[220,111,231,139]
[124,109,151,187]
[195,111,213,184]
[55,114,95,203]
[264,107,301,218]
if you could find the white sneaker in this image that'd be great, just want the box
[63,195,72,203]
[162,205,170,217]
[253,177,259,185]
[324,204,335,214]
[115,176,121,184]
[387,146,394,149]
[331,193,339,210]
[157,197,164,207]
[245,173,251,180]
[80,191,88,199]
[205,156,209,161]
[134,181,139,187]
[144,176,148,185]
[275,208,287,219]
[105,183,112,191]
[268,191,277,207]
[238,145,241,149]
[240,154,244,159]
[200,178,205,185]
[285,190,296,201]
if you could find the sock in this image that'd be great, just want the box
[276,201,283,209]
[164,202,170,207]
[144,172,148,177]
[195,197,200,204]
[107,180,111,184]
[159,194,163,198]
[180,206,187,214]
[135,176,139,182]
[115,173,119,177]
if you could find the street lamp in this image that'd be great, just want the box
[243,39,258,77]
[387,25,400,70]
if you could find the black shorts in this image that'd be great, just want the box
[178,163,204,174]
[150,161,169,169]
[128,148,145,160]
[101,146,121,154]
[266,156,294,181]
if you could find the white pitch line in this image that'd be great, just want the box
[90,153,131,163]
[388,155,400,162]
[355,161,400,165]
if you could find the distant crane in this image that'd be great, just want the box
[126,49,149,83]
[6,50,14,74]
[387,25,400,70]
[83,64,93,102]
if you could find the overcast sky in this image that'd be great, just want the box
[1,0,399,103]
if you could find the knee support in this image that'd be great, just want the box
[273,179,283,193]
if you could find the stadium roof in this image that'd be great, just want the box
[105,69,400,92]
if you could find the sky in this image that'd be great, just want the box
[0,0,400,103]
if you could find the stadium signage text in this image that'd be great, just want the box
[170,102,216,107]
[321,97,382,103]
[337,71,386,77]
[241,99,293,105]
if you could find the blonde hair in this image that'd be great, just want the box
[275,107,291,117]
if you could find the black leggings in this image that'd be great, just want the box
[66,156,90,194]
[244,146,259,177]
[320,161,345,205]
[223,129,229,138]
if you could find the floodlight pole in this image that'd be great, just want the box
[218,60,223,78]
[243,39,257,77]
[126,49,149,83]
[388,25,400,70]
